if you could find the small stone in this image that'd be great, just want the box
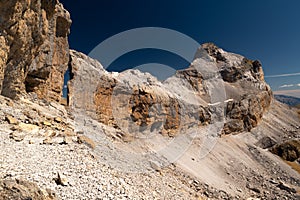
[249,187,260,193]
[264,190,270,195]
[77,135,96,149]
[54,117,63,123]
[59,136,72,145]
[6,100,14,107]
[277,182,297,193]
[43,137,53,145]
[9,131,25,142]
[53,125,63,131]
[76,131,84,135]
[269,179,278,185]
[5,115,18,125]
[246,184,261,193]
[42,130,56,137]
[17,123,39,134]
[204,191,210,197]
[116,132,134,143]
[193,180,200,186]
[149,160,161,172]
[45,188,57,199]
[43,121,52,126]
[54,172,68,186]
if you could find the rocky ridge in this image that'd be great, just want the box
[0,0,300,199]
[69,42,272,138]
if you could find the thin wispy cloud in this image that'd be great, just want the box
[279,84,294,88]
[265,72,300,78]
[278,84,300,88]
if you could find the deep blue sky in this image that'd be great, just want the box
[60,0,300,91]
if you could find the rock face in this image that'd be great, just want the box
[69,50,216,137]
[0,0,71,101]
[199,43,272,134]
[69,43,272,137]
[0,0,271,136]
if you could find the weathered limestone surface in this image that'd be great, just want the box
[69,43,272,137]
[0,0,71,101]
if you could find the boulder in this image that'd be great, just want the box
[0,178,56,200]
[256,136,276,149]
[271,139,300,161]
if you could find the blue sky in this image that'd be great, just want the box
[61,0,300,92]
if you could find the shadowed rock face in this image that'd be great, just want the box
[69,43,272,137]
[223,91,272,134]
[271,140,300,162]
[0,0,71,101]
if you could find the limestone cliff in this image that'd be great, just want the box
[0,0,71,101]
[0,1,272,136]
[199,43,272,134]
[1,1,300,199]
[69,43,272,137]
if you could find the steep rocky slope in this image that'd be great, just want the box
[1,0,300,199]
[67,44,299,199]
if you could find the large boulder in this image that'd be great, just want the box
[0,0,71,102]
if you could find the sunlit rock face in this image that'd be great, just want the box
[0,0,71,102]
[198,43,272,134]
[69,43,272,138]
[0,0,272,135]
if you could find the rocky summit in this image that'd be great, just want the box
[0,0,300,200]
